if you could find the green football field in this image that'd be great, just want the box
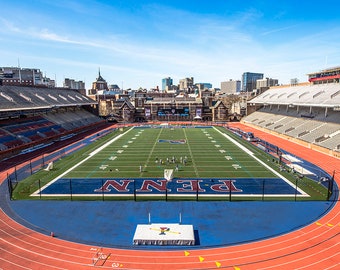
[63,126,277,179]
[13,125,329,200]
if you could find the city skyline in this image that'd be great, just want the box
[1,0,340,89]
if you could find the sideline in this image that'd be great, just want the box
[31,128,133,196]
[214,127,309,197]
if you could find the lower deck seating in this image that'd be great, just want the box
[243,109,340,152]
[0,109,102,152]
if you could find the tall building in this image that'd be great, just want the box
[179,77,194,92]
[220,79,241,94]
[64,78,85,90]
[0,67,54,87]
[162,77,173,91]
[195,83,212,90]
[256,78,278,89]
[241,72,263,92]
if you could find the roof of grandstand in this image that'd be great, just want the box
[249,83,340,108]
[0,85,97,112]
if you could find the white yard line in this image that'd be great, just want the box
[214,127,309,197]
[31,128,133,196]
[32,127,309,198]
[141,128,164,175]
[183,128,199,178]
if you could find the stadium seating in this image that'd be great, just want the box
[0,108,103,153]
[0,85,96,112]
[0,86,103,155]
[250,83,340,107]
[244,83,340,152]
[43,110,101,130]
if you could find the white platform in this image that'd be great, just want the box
[133,223,195,246]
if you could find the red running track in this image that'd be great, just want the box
[0,122,339,269]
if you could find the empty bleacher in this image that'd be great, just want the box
[250,83,340,108]
[0,85,96,110]
[44,109,102,130]
[0,108,103,153]
[244,83,340,153]
[0,85,105,156]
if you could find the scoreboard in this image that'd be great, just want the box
[158,107,189,116]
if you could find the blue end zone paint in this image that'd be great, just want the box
[39,177,300,195]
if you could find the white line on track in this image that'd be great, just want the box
[0,238,92,268]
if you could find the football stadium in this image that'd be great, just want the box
[0,77,339,269]
[10,125,330,201]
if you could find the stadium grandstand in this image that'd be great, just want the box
[244,81,340,157]
[307,65,340,84]
[0,85,105,160]
[0,68,339,269]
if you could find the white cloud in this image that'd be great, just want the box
[0,18,21,32]
[260,25,299,36]
[1,2,340,89]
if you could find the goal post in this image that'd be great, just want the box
[44,161,54,171]
[164,169,174,181]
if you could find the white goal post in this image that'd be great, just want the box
[164,169,174,181]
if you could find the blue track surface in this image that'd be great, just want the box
[8,199,333,249]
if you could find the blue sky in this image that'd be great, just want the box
[1,0,340,89]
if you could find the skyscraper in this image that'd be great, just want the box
[241,72,263,92]
[162,77,173,91]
